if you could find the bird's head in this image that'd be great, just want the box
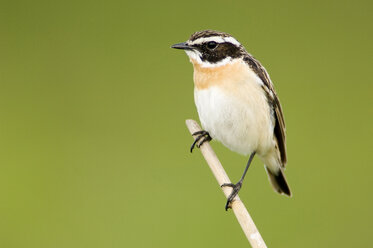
[171,30,246,68]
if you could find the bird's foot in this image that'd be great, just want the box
[190,130,212,153]
[221,181,243,211]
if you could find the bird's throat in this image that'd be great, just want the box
[191,59,246,90]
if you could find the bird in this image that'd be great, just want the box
[171,30,291,210]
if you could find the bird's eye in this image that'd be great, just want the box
[207,41,218,50]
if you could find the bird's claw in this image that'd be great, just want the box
[190,130,212,153]
[221,181,243,211]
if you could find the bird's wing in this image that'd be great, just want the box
[243,55,287,166]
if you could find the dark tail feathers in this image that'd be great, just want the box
[265,166,292,197]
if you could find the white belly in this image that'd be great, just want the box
[194,85,275,156]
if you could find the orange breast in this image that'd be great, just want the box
[191,59,247,90]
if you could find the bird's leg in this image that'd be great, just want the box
[190,130,212,153]
[221,151,256,211]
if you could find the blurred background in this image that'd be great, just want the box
[0,0,372,247]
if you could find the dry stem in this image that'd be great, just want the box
[186,119,267,248]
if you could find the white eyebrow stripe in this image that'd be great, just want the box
[189,36,241,46]
[189,36,225,45]
[223,37,241,46]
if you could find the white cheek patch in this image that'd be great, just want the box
[185,50,203,64]
[200,57,234,68]
[185,49,239,68]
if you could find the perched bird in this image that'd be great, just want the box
[171,30,291,210]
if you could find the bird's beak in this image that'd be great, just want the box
[171,42,193,50]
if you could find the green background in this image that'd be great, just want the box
[1,0,372,247]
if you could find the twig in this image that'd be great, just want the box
[186,119,267,248]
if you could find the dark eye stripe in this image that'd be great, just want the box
[207,41,218,49]
[196,42,243,64]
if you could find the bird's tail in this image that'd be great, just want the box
[265,166,291,196]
